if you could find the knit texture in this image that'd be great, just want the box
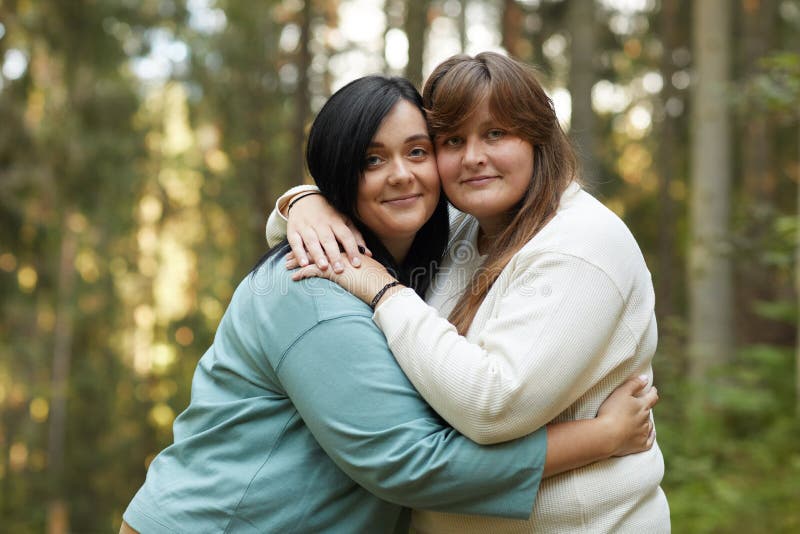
[373,183,670,533]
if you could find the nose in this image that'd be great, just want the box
[463,137,486,168]
[387,158,414,186]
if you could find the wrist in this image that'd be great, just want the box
[287,191,323,215]
[277,185,319,217]
[595,415,620,458]
[361,271,400,306]
[373,283,405,309]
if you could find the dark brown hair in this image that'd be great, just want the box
[423,52,578,335]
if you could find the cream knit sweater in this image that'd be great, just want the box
[266,183,670,533]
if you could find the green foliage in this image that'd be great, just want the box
[0,1,797,532]
[656,341,800,533]
[747,52,800,114]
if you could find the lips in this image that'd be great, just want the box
[461,175,499,186]
[382,194,422,206]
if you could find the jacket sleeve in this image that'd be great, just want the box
[373,252,634,445]
[275,314,546,519]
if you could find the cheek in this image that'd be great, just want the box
[422,161,441,190]
[509,141,535,175]
[426,183,441,206]
[436,153,460,184]
[355,185,374,221]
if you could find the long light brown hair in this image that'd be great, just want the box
[422,52,578,335]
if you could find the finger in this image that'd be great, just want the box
[291,265,324,281]
[333,223,362,267]
[346,222,371,259]
[621,375,648,396]
[284,252,300,271]
[287,232,309,267]
[642,387,659,410]
[317,227,346,273]
[346,222,372,256]
[300,228,329,270]
[352,227,368,253]
[646,427,656,448]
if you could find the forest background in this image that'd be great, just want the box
[1,0,799,532]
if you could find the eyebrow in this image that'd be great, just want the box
[368,133,431,147]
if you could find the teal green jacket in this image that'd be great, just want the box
[123,254,546,533]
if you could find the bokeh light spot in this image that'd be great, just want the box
[30,397,49,422]
[149,403,175,428]
[0,253,17,272]
[9,442,28,472]
[18,265,37,292]
[175,326,194,346]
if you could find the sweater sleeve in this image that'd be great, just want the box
[372,252,634,445]
[266,191,471,248]
[276,314,545,519]
[264,184,319,247]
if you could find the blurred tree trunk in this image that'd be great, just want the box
[459,0,468,53]
[404,0,430,89]
[797,124,800,416]
[502,0,523,57]
[655,0,683,320]
[737,0,780,343]
[47,215,77,534]
[567,0,597,184]
[688,0,733,383]
[290,0,312,185]
[741,0,776,204]
[383,0,398,72]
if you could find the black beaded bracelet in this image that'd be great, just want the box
[287,191,322,214]
[370,281,401,309]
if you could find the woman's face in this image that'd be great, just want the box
[434,98,534,232]
[356,100,440,250]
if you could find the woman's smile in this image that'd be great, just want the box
[382,193,423,206]
[460,175,500,187]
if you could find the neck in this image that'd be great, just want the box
[383,237,414,264]
[476,214,511,254]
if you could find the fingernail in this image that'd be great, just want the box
[352,257,361,267]
[639,374,648,384]
[319,259,328,268]
[300,257,308,266]
[334,261,343,272]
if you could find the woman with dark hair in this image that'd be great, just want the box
[120,74,657,534]
[300,75,449,294]
[271,53,670,532]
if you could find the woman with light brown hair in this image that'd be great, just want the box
[270,52,670,532]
